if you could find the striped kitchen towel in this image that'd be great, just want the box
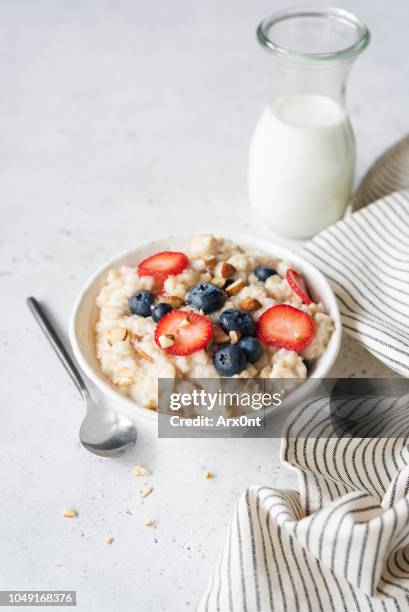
[199,392,409,612]
[199,135,409,611]
[302,189,409,377]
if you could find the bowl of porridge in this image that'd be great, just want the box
[69,233,341,422]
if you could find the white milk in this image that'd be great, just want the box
[248,94,355,238]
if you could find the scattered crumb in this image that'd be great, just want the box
[63,508,78,518]
[106,537,114,545]
[204,471,214,480]
[140,485,153,499]
[132,464,150,477]
[144,519,156,528]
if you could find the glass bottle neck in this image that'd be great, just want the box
[267,56,353,109]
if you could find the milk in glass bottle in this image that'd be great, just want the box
[248,8,370,238]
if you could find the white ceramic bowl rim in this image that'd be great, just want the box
[69,231,342,425]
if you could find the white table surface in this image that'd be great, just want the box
[1,0,408,610]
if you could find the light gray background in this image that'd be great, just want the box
[1,1,407,610]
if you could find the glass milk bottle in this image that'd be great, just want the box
[248,7,370,238]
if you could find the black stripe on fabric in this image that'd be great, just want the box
[313,231,409,299]
[356,208,409,257]
[319,493,368,565]
[245,489,261,611]
[303,244,409,326]
[287,535,313,612]
[327,220,409,285]
[370,199,409,242]
[236,508,248,612]
[341,322,409,360]
[299,546,326,611]
[265,508,288,612]
[353,211,409,263]
[334,214,409,272]
[275,524,300,611]
[255,489,274,611]
[227,526,233,612]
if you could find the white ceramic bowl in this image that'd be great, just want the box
[69,232,342,424]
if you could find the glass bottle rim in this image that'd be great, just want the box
[257,6,370,62]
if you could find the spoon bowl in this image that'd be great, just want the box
[27,297,138,458]
[80,397,137,458]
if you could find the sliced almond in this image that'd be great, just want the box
[159,295,184,308]
[213,325,230,345]
[132,464,150,477]
[158,334,175,349]
[220,261,236,278]
[229,330,241,344]
[133,346,155,363]
[211,277,225,288]
[203,255,217,270]
[225,278,245,296]
[140,485,153,499]
[204,471,214,480]
[63,508,77,519]
[107,327,128,345]
[144,519,156,528]
[106,536,114,545]
[114,367,134,386]
[239,297,262,313]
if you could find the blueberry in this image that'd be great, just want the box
[152,302,173,323]
[186,282,224,314]
[254,266,277,282]
[238,336,262,364]
[129,291,154,317]
[213,345,247,377]
[218,308,256,337]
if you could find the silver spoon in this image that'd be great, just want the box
[27,297,137,458]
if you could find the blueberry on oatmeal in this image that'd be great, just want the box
[213,344,247,377]
[151,303,173,323]
[129,291,154,317]
[238,336,262,364]
[218,308,256,337]
[254,266,277,282]
[186,282,224,314]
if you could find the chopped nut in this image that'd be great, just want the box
[107,327,128,345]
[140,485,153,499]
[203,255,217,270]
[106,536,114,545]
[204,471,214,480]
[211,277,226,288]
[229,330,241,344]
[132,465,150,477]
[213,325,230,345]
[63,508,77,519]
[220,262,236,278]
[225,278,245,296]
[239,297,262,313]
[158,334,175,349]
[144,519,156,528]
[159,295,184,308]
[178,317,190,328]
[133,346,155,363]
[113,367,134,386]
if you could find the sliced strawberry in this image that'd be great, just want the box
[256,304,314,352]
[286,269,312,305]
[154,310,213,356]
[138,251,189,279]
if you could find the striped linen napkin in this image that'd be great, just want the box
[199,136,409,611]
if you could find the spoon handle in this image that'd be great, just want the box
[27,297,89,401]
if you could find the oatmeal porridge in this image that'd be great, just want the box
[95,235,334,409]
